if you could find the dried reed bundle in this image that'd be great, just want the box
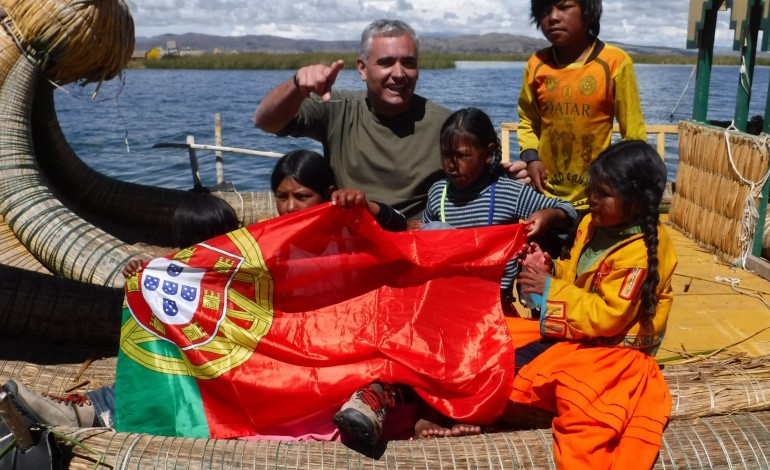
[656,411,770,469]
[0,0,277,287]
[0,51,140,286]
[2,339,769,423]
[670,121,770,263]
[215,190,279,224]
[669,195,741,261]
[0,213,50,272]
[0,42,275,287]
[0,265,123,347]
[665,355,770,419]
[0,0,133,85]
[54,412,770,469]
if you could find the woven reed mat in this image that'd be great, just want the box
[669,121,770,265]
[50,411,770,469]
[214,191,279,225]
[0,212,49,273]
[2,337,770,423]
[2,338,770,468]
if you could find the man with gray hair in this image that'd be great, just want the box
[254,19,451,220]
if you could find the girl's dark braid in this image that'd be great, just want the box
[638,187,661,328]
[590,140,666,328]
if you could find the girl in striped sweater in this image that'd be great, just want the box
[421,107,578,313]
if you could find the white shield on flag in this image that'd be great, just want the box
[141,258,206,326]
[130,244,244,350]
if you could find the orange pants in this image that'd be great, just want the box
[506,318,670,469]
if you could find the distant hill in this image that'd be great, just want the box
[135,33,359,54]
[134,33,693,56]
[610,42,693,56]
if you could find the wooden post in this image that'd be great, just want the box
[0,390,34,451]
[214,113,224,185]
[187,135,203,189]
[500,126,511,163]
[692,4,717,123]
[733,0,761,132]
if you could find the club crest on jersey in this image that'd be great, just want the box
[127,245,243,350]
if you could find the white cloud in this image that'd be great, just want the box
[126,0,750,50]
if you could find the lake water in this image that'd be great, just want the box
[53,63,770,192]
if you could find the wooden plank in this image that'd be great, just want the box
[745,254,770,281]
[729,0,751,50]
[687,0,724,48]
[499,122,679,162]
[762,0,770,50]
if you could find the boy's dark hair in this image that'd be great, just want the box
[588,140,666,328]
[531,0,602,39]
[270,150,337,199]
[440,107,502,172]
[172,193,240,248]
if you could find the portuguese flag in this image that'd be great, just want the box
[115,204,527,439]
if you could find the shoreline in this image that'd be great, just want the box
[126,51,770,70]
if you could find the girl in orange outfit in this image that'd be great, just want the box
[513,139,677,469]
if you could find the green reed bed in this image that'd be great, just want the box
[130,52,532,70]
[128,51,770,70]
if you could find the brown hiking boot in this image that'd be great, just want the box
[2,380,96,427]
[333,382,404,446]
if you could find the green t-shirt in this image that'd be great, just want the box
[279,90,451,219]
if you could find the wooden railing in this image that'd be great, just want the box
[499,123,680,162]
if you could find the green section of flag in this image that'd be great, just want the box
[114,307,209,438]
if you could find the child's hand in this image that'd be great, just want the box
[523,208,563,238]
[526,161,547,193]
[122,257,146,278]
[518,262,549,296]
[331,189,381,217]
[522,242,552,272]
[331,189,368,208]
[408,220,425,230]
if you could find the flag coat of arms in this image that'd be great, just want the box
[116,204,527,439]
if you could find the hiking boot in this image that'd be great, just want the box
[2,380,96,427]
[333,382,402,447]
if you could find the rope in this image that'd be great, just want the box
[233,190,245,225]
[722,124,770,269]
[739,53,751,96]
[670,65,696,119]
[715,275,770,309]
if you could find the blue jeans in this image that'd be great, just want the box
[514,339,556,374]
[85,384,115,427]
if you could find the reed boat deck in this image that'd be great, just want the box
[661,215,770,359]
[3,218,770,470]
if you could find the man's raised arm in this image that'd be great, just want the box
[254,60,345,134]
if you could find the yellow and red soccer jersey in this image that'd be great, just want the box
[517,41,646,211]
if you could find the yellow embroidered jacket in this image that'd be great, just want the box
[539,215,677,355]
[517,41,646,211]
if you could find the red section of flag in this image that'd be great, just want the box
[125,204,526,439]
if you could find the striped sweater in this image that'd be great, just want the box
[422,172,578,292]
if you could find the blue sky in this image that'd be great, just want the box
[127,0,742,50]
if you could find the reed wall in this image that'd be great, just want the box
[669,121,770,264]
